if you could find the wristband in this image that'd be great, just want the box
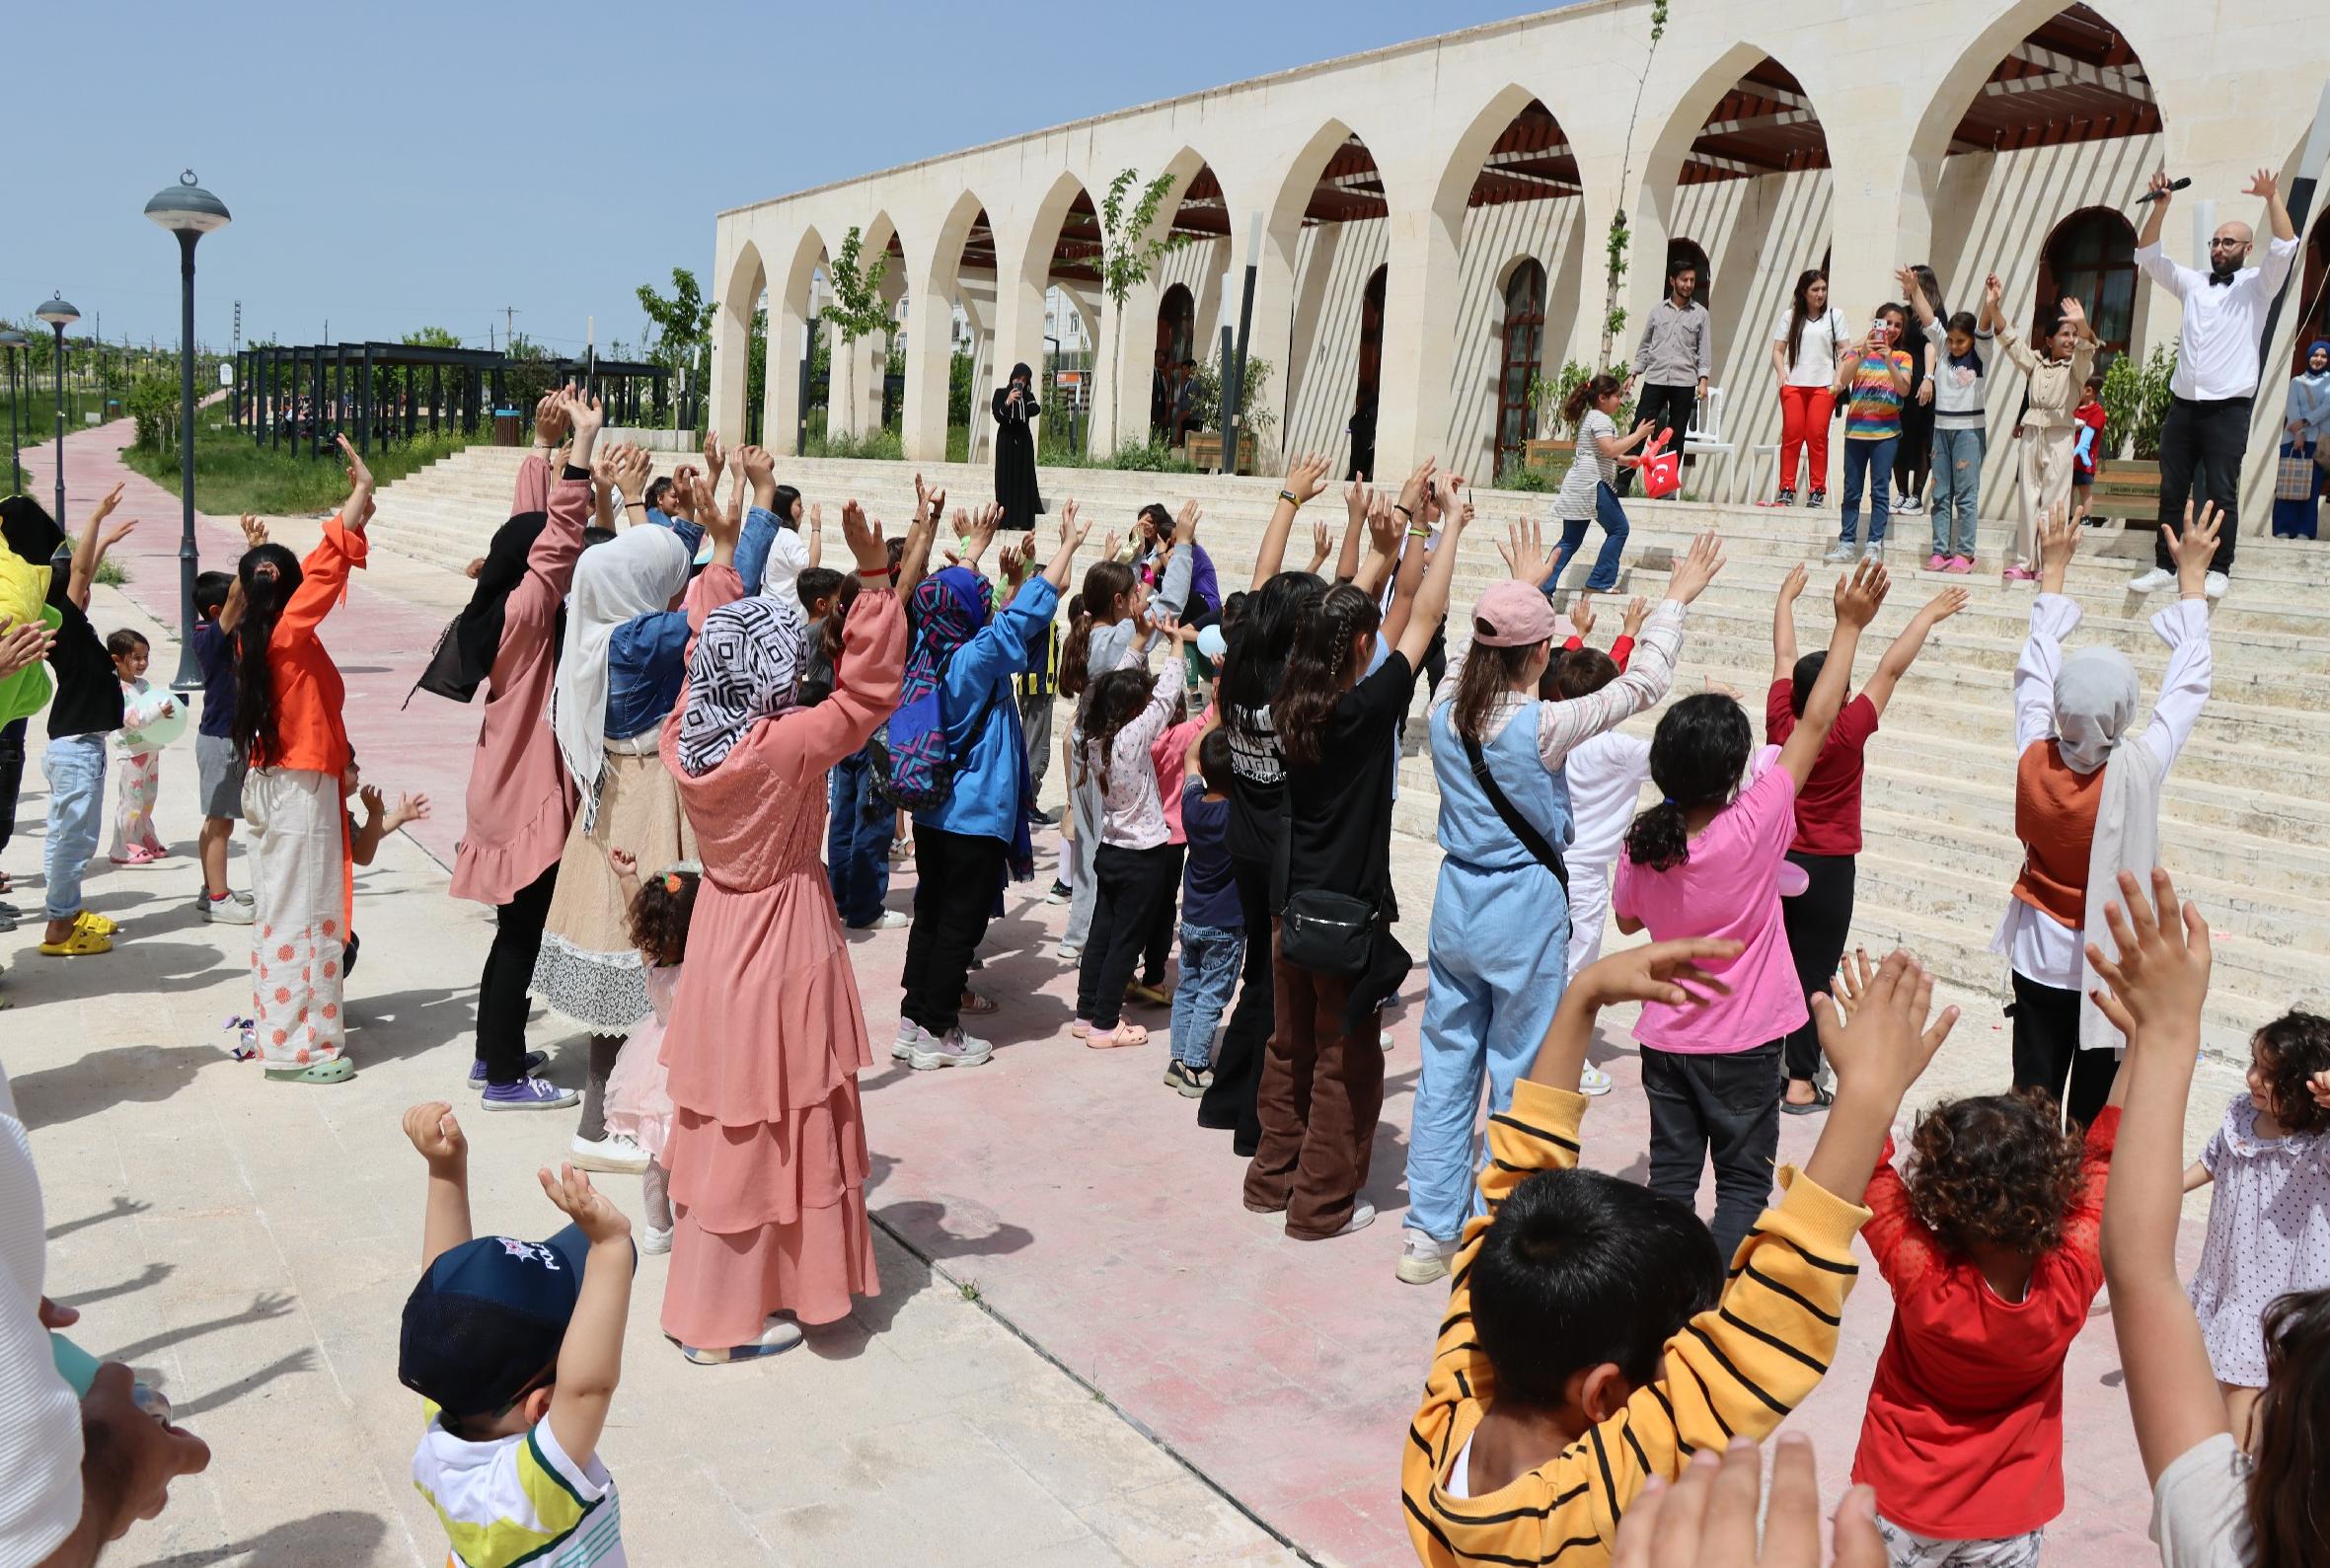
[856,565,891,579]
[1407,526,1432,539]
[1392,503,1414,521]
[1278,489,1300,505]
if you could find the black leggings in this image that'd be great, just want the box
[1137,842,1186,987]
[1078,842,1182,1030]
[1196,853,1275,1156]
[1779,852,1856,1083]
[2008,971,2118,1126]
[901,822,1007,1036]
[476,859,560,1086]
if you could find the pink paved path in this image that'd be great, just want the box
[22,420,2197,1566]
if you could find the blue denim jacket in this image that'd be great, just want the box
[603,506,781,739]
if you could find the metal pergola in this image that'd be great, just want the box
[230,345,683,455]
[551,357,677,428]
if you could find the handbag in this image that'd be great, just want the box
[404,614,476,708]
[1460,733,1568,893]
[2278,442,2318,502]
[1637,427,1681,498]
[1274,783,1381,976]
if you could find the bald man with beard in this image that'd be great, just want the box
[2127,166,2297,599]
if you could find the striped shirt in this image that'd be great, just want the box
[1402,1080,1871,1568]
[1843,349,1915,441]
[413,1413,627,1567]
[1555,411,1619,521]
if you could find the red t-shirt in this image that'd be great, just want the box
[1850,1110,2118,1537]
[1764,681,1878,857]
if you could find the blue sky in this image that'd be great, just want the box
[15,0,1540,358]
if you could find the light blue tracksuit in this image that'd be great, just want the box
[1405,700,1574,1243]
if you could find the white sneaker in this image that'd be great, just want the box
[1395,1228,1453,1285]
[640,1224,673,1256]
[1894,494,1922,515]
[1823,541,1857,564]
[2204,571,2228,600]
[1861,541,1885,561]
[854,909,910,931]
[1055,940,1083,962]
[1332,1199,1378,1238]
[907,1026,994,1071]
[682,1316,803,1364]
[1578,1065,1615,1097]
[893,1019,926,1062]
[200,894,255,926]
[2128,567,2173,593]
[569,1132,649,1174]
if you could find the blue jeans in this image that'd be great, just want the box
[1168,921,1245,1068]
[1929,426,1984,557]
[1544,509,1627,593]
[1840,435,1898,547]
[41,732,107,921]
[825,746,893,927]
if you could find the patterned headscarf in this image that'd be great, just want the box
[886,566,1034,884]
[675,594,807,778]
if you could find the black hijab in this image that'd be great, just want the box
[413,510,548,705]
[0,494,65,570]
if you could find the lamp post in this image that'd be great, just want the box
[0,330,26,492]
[34,296,78,530]
[145,171,232,693]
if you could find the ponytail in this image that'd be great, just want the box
[1058,600,1096,700]
[1563,373,1623,428]
[1624,693,1752,871]
[231,544,305,767]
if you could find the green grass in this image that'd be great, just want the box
[122,418,479,515]
[3,390,111,459]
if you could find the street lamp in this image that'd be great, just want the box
[0,330,26,493]
[145,170,231,693]
[35,295,77,531]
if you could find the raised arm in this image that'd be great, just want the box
[1349,489,1402,597]
[402,1102,473,1269]
[1862,586,1969,717]
[1249,451,1332,589]
[1770,560,1805,682]
[778,508,911,774]
[2092,869,2231,1484]
[1393,479,1467,672]
[2137,168,2174,253]
[2250,167,2295,246]
[1525,529,1721,768]
[1897,265,1938,329]
[895,475,945,601]
[67,486,129,611]
[2140,502,2218,776]
[1152,501,1198,619]
[537,1166,632,1475]
[1776,560,1886,789]
[1333,478,1372,583]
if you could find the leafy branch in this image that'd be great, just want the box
[1600,0,1669,367]
[826,226,893,435]
[1097,168,1188,442]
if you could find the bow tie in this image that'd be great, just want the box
[2208,272,2236,287]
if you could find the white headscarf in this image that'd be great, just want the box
[554,526,692,827]
[2055,644,2164,1053]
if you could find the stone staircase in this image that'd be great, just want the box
[367,446,2330,1064]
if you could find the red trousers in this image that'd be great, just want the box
[1779,386,1835,494]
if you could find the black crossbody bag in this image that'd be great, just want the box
[1461,732,1569,892]
[1274,783,1381,977]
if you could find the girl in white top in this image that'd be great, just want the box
[1771,268,1849,505]
[1072,627,1183,1049]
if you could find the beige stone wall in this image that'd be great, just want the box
[711,0,2330,529]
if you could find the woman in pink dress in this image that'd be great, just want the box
[656,502,909,1362]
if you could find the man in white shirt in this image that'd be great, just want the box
[2127,167,2297,598]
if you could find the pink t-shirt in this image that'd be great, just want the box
[1612,744,1809,1054]
[1153,715,1205,845]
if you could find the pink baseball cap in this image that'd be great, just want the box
[1470,580,1559,647]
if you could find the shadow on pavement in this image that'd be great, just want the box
[46,1194,152,1240]
[12,1045,227,1132]
[166,1346,318,1421]
[149,1509,387,1566]
[57,1261,176,1311]
[103,1292,299,1366]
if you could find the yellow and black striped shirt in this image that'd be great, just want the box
[1402,1081,1870,1567]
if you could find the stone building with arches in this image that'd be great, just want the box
[711,0,2330,525]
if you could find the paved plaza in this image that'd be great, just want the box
[4,422,2245,1566]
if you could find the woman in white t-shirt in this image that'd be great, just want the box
[1544,374,1654,594]
[1770,268,1848,507]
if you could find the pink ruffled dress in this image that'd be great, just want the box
[602,965,681,1160]
[655,588,906,1342]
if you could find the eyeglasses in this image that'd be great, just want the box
[2208,238,2247,250]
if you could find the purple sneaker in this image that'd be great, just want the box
[480,1076,579,1111]
[469,1051,549,1089]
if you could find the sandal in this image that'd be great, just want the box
[263,1059,355,1085]
[73,911,119,936]
[1781,1083,1833,1116]
[958,989,998,1016]
[1086,1023,1149,1050]
[38,929,113,957]
[1124,982,1171,1008]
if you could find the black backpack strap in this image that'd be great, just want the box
[1462,731,1569,893]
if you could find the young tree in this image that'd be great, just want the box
[638,268,716,429]
[1098,168,1185,448]
[824,228,891,438]
[1599,0,1670,368]
[402,326,465,349]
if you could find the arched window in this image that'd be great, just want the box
[2292,219,2330,377]
[1496,260,1547,475]
[1153,283,1196,440]
[2039,208,2138,363]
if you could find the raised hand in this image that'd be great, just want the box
[1395,454,1438,519]
[537,1162,631,1245]
[2147,168,2176,203]
[1061,498,1087,552]
[389,792,431,830]
[1812,948,1959,1105]
[1620,594,1651,640]
[88,482,127,528]
[702,429,725,483]
[1778,560,1809,605]
[1307,517,1330,570]
[533,392,571,447]
[2165,500,2223,598]
[607,846,639,879]
[963,502,1002,566]
[1496,518,1554,586]
[1175,497,1201,545]
[2086,867,2212,1050]
[239,514,270,550]
[359,783,385,820]
[2038,503,2080,588]
[841,498,888,573]
[1343,474,1372,528]
[1364,488,1401,560]
[1569,590,1598,643]
[1984,273,2005,308]
[1285,451,1332,505]
[2244,168,2277,201]
[402,1100,467,1168]
[1430,467,1464,524]
[2059,296,2087,333]
[1923,585,1972,624]
[613,442,654,504]
[98,517,139,553]
[1664,529,1726,605]
[1834,557,1890,629]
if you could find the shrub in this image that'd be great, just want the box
[2099,346,2175,461]
[1495,463,1557,492]
[126,375,182,452]
[802,426,904,462]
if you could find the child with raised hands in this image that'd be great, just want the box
[1834,945,2124,1565]
[2091,868,2330,1566]
[1402,938,1958,1568]
[2179,1008,2330,1452]
[398,1101,635,1568]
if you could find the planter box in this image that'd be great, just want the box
[1188,430,1257,475]
[1524,436,1576,474]
[2090,457,2161,521]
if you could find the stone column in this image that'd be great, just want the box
[711,253,755,445]
[1371,199,1464,481]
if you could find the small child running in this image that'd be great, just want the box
[399,1100,635,1566]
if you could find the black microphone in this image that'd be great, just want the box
[2135,177,2193,205]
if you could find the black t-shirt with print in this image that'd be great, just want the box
[1283,649,1408,918]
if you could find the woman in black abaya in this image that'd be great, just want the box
[992,362,1045,532]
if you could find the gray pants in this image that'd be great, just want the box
[1063,758,1102,948]
[1020,689,1053,805]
